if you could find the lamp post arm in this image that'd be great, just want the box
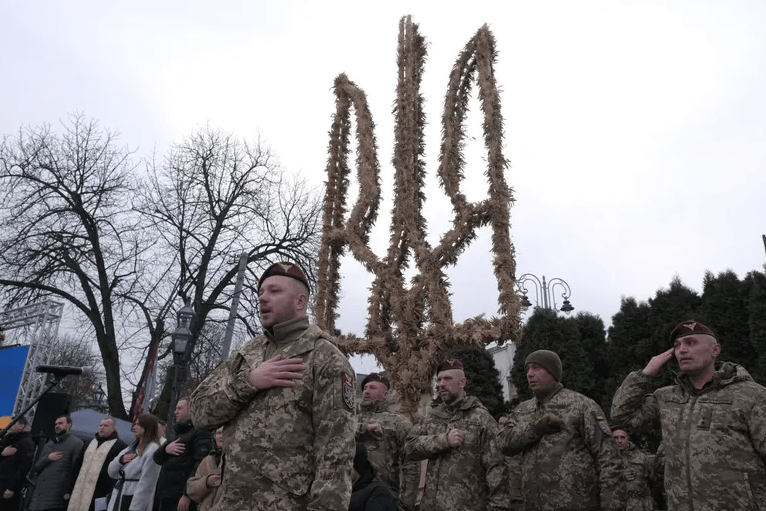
[546,277,572,310]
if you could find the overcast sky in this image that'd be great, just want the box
[3,1,766,375]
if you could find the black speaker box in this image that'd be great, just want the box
[30,393,72,438]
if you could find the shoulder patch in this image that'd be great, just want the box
[594,411,611,435]
[341,372,355,411]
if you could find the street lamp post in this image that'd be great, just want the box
[516,273,574,314]
[167,301,195,439]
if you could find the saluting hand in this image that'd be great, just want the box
[643,348,674,376]
[248,355,306,390]
[48,451,64,461]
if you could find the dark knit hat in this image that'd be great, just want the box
[669,320,715,344]
[437,358,464,374]
[525,350,563,382]
[361,372,390,390]
[258,261,310,294]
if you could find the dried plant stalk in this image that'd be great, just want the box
[316,16,520,414]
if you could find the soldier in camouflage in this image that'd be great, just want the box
[497,415,524,511]
[609,426,655,511]
[191,262,357,511]
[611,320,766,511]
[405,359,508,511]
[356,373,419,510]
[499,349,617,511]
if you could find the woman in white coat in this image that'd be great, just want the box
[107,414,162,511]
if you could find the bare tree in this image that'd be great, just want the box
[48,334,107,412]
[136,126,322,417]
[0,114,147,419]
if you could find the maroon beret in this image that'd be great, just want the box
[669,320,715,343]
[258,261,310,293]
[437,358,464,373]
[361,372,390,390]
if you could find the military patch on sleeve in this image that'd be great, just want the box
[594,411,611,435]
[341,372,355,411]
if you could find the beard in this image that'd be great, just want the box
[441,390,460,404]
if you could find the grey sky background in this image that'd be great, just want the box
[3,1,766,375]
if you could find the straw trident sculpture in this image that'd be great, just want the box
[315,16,521,413]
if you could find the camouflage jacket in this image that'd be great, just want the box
[191,318,356,511]
[611,362,766,511]
[609,442,655,511]
[499,384,617,511]
[405,395,508,511]
[356,400,419,510]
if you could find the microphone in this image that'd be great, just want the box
[35,365,94,378]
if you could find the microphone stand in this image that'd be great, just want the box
[0,374,65,440]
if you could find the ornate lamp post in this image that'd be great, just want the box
[167,302,195,437]
[516,273,574,314]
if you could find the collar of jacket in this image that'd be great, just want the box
[533,382,564,404]
[359,400,390,413]
[95,430,119,444]
[174,419,194,434]
[430,395,482,419]
[674,360,750,395]
[265,316,310,345]
[53,431,71,444]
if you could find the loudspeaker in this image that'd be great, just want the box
[30,393,72,438]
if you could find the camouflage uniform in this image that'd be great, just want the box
[504,454,524,511]
[191,317,356,511]
[611,362,766,511]
[356,401,419,510]
[405,396,508,511]
[499,383,616,511]
[609,442,655,511]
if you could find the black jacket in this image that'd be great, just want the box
[349,444,396,511]
[152,421,211,500]
[0,430,36,496]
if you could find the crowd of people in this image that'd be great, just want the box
[2,260,765,511]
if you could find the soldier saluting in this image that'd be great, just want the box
[611,320,766,511]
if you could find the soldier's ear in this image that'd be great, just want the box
[711,342,721,358]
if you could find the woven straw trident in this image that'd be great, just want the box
[315,16,520,414]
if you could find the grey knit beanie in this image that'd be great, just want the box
[525,350,563,382]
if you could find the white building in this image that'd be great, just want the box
[488,342,518,402]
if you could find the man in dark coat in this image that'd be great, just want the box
[349,443,397,511]
[0,416,36,511]
[29,415,84,511]
[67,418,127,511]
[153,399,211,511]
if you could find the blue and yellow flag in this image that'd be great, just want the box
[0,345,30,428]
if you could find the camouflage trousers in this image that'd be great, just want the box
[223,476,309,511]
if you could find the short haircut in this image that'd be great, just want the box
[57,414,72,425]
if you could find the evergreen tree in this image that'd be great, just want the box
[745,270,766,384]
[700,270,752,367]
[573,312,609,405]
